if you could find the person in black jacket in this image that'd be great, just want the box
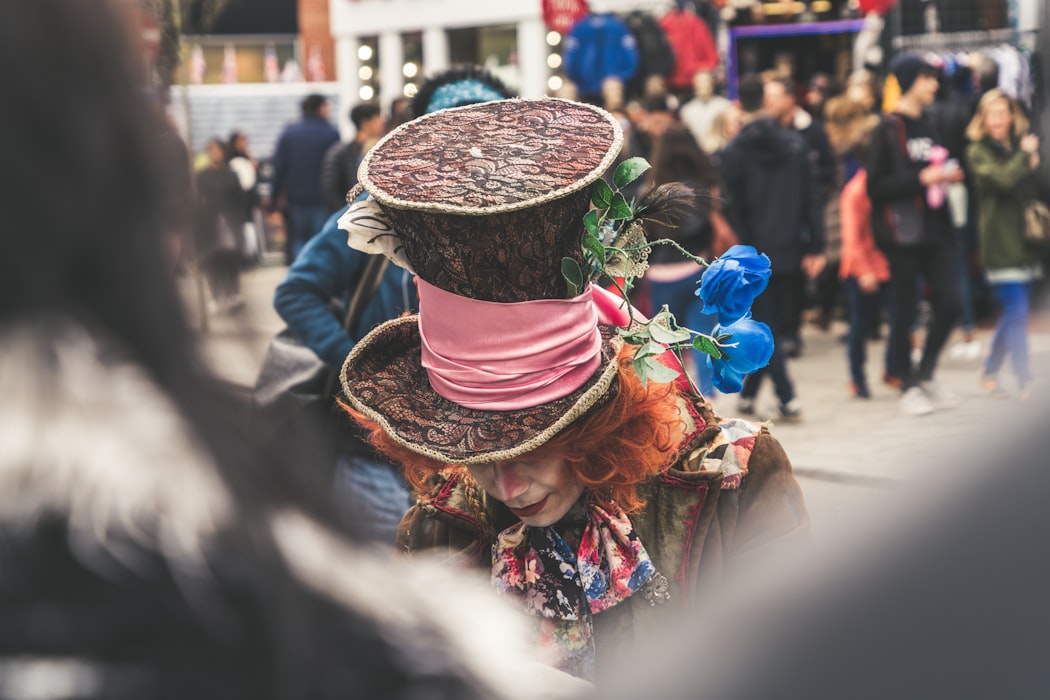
[718,90,826,421]
[867,54,964,416]
[764,76,838,355]
[319,102,385,214]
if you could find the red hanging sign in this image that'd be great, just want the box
[542,0,590,35]
[858,0,896,15]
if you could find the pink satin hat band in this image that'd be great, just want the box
[418,279,629,411]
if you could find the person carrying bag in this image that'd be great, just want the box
[866,54,964,417]
[257,202,418,547]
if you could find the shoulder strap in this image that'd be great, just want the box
[887,114,908,158]
[323,254,390,397]
[341,254,389,332]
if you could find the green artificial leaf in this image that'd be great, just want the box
[693,334,725,359]
[591,179,613,209]
[608,192,633,221]
[633,353,681,386]
[633,354,652,387]
[583,209,600,236]
[636,340,664,358]
[614,157,651,189]
[561,257,583,296]
[582,232,606,265]
[618,329,647,346]
[647,310,692,345]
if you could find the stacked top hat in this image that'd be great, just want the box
[339,98,630,464]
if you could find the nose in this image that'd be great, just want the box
[487,463,529,504]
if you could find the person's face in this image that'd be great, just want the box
[319,100,331,120]
[694,71,714,99]
[910,72,940,106]
[234,134,249,154]
[763,82,792,122]
[467,453,585,527]
[207,141,225,166]
[363,113,385,139]
[984,99,1013,142]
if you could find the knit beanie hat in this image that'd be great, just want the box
[892,53,936,94]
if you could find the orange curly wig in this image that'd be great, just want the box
[343,345,687,513]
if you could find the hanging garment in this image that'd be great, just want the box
[563,13,639,98]
[624,10,675,91]
[659,8,719,91]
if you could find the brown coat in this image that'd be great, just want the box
[396,399,809,677]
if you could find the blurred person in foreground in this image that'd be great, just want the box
[966,89,1044,400]
[272,66,514,548]
[0,2,589,698]
[867,54,964,416]
[336,98,808,683]
[606,369,1050,700]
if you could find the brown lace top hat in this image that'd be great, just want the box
[338,98,627,464]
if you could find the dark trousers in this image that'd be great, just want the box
[844,277,890,392]
[286,204,330,264]
[741,272,798,406]
[886,236,961,391]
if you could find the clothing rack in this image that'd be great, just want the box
[892,28,1037,52]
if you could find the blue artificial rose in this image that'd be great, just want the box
[706,316,774,394]
[696,245,772,325]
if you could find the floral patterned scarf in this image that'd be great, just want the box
[491,497,656,680]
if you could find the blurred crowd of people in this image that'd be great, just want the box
[7,0,1050,692]
[581,47,1045,419]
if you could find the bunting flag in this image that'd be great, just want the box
[307,46,327,82]
[264,43,280,83]
[222,43,239,84]
[189,44,206,84]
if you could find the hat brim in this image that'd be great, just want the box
[340,316,623,464]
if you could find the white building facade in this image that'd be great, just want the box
[328,0,667,134]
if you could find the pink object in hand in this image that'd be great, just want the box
[927,145,949,209]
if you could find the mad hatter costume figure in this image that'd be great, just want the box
[337,99,808,681]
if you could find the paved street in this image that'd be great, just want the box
[184,262,1050,538]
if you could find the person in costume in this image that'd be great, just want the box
[336,98,809,682]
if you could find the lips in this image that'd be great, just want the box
[508,494,550,518]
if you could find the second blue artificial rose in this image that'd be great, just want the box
[707,316,775,394]
[696,245,772,325]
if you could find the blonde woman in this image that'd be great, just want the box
[966,89,1043,399]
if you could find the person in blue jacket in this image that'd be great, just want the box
[274,65,515,548]
[271,94,340,263]
[563,13,639,104]
[274,205,417,547]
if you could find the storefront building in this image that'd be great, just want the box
[328,0,666,132]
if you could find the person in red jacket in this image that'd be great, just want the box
[660,4,718,94]
[839,122,891,399]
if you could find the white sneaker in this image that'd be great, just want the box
[901,386,935,416]
[920,380,961,409]
[949,340,982,362]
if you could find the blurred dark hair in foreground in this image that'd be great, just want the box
[0,2,585,699]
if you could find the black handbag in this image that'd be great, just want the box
[873,115,928,249]
[252,255,389,448]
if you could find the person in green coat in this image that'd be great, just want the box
[966,88,1044,399]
